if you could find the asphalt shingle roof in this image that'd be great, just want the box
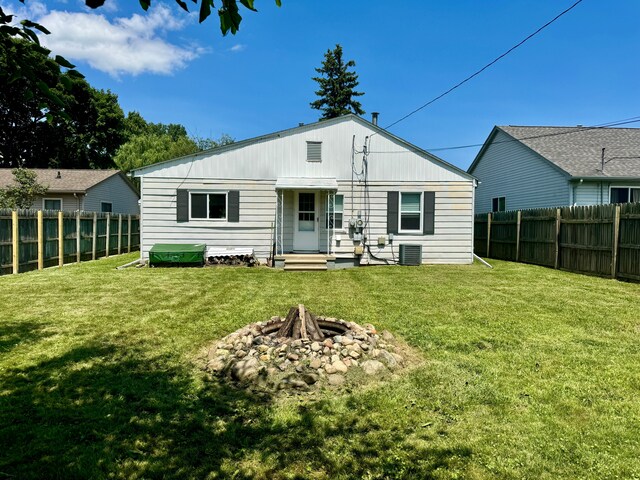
[499,126,640,178]
[0,169,121,193]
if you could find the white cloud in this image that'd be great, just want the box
[230,44,246,53]
[2,2,205,77]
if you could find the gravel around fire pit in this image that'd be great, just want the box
[200,310,407,393]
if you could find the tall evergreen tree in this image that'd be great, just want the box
[310,44,365,119]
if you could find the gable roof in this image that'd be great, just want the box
[469,125,640,178]
[132,114,475,181]
[0,169,138,195]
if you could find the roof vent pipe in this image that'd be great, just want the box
[371,112,379,126]
[56,171,61,179]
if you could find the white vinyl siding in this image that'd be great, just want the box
[136,117,474,264]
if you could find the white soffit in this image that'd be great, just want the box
[275,177,338,190]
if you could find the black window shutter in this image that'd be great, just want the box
[423,191,435,235]
[176,189,189,223]
[228,190,240,223]
[387,191,399,234]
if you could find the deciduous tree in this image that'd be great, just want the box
[0,168,48,209]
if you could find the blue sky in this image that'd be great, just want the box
[5,0,640,170]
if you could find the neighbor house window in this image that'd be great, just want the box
[43,198,62,210]
[399,192,422,232]
[610,187,640,204]
[492,197,506,212]
[190,192,226,220]
[306,141,322,162]
[326,194,344,229]
[101,202,113,213]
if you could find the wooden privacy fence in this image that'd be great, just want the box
[474,203,640,281]
[0,209,140,275]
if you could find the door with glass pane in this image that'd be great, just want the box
[293,191,319,251]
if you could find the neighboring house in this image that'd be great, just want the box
[133,114,476,267]
[468,126,640,214]
[0,169,139,214]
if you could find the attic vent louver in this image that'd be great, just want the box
[306,141,322,162]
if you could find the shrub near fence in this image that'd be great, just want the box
[0,209,140,276]
[475,203,640,281]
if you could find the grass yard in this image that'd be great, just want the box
[1,255,639,479]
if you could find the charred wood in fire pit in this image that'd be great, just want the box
[275,304,325,341]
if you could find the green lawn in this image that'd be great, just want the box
[1,255,639,479]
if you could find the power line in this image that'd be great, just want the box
[379,0,584,133]
[366,116,640,155]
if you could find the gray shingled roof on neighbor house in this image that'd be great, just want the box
[499,126,640,178]
[0,169,123,193]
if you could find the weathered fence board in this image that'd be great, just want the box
[0,209,140,276]
[475,203,640,280]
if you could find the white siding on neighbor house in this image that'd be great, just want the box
[471,130,570,213]
[83,174,139,214]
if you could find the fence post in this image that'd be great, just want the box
[554,208,561,269]
[105,213,110,258]
[515,210,521,262]
[486,213,492,257]
[92,212,97,260]
[37,210,44,270]
[11,210,19,274]
[127,215,132,253]
[117,214,122,255]
[612,204,621,279]
[76,211,81,263]
[58,211,64,267]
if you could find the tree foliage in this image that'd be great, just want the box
[1,10,125,169]
[0,36,126,169]
[310,44,365,120]
[114,113,235,174]
[0,168,48,209]
[59,0,282,36]
[0,7,83,121]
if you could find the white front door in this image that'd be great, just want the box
[293,191,319,251]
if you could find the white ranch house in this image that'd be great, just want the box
[133,115,476,268]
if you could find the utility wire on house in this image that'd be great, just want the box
[373,0,584,135]
[367,115,640,154]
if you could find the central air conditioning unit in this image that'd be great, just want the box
[398,244,422,266]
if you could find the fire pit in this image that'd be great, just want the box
[201,304,405,391]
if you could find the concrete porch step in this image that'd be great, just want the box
[283,263,328,271]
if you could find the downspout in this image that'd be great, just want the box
[471,179,477,263]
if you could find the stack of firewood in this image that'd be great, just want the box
[206,254,258,267]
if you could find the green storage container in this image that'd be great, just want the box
[149,243,206,266]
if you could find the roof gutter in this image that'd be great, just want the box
[570,176,640,182]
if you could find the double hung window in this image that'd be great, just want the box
[190,192,227,220]
[399,192,422,232]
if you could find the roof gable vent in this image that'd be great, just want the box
[306,141,322,162]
